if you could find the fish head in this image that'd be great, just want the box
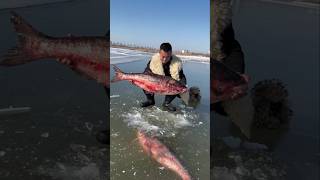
[167,79,188,94]
[137,131,149,151]
[211,60,249,103]
[137,131,146,142]
[137,131,161,156]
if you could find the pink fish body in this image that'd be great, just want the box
[137,131,191,180]
[0,12,109,87]
[111,65,187,95]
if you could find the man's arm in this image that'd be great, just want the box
[179,69,187,85]
[221,24,245,74]
[143,60,153,74]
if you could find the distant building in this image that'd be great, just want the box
[181,50,190,54]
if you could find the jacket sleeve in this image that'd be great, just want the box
[222,39,245,74]
[144,60,152,74]
[221,24,245,74]
[179,69,187,85]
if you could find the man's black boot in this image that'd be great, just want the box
[140,99,155,107]
[140,91,155,107]
[162,103,176,112]
[162,95,177,112]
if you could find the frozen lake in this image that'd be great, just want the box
[110,48,210,180]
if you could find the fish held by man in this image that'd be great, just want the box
[0,11,109,87]
[211,59,249,103]
[111,65,187,95]
[137,131,191,180]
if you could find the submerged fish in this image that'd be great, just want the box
[137,131,191,180]
[0,12,109,87]
[211,59,248,103]
[111,65,187,95]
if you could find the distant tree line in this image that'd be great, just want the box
[111,41,209,57]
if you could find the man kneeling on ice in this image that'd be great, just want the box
[140,43,187,112]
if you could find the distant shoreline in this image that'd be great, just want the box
[111,45,210,60]
[111,46,210,64]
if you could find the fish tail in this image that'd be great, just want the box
[0,11,44,66]
[111,65,124,83]
[10,11,43,38]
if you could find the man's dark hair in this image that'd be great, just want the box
[160,43,172,52]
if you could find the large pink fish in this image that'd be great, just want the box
[0,12,109,88]
[137,131,191,180]
[111,65,187,95]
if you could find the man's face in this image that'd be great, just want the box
[159,50,172,64]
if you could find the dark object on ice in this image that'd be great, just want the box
[251,79,292,129]
[177,86,201,108]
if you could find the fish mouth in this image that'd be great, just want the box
[211,75,249,103]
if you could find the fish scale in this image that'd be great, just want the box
[137,131,191,180]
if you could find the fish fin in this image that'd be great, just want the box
[0,47,36,66]
[111,65,124,83]
[10,11,44,38]
[0,12,44,66]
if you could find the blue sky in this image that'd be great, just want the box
[111,0,209,53]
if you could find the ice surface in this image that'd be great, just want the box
[121,106,197,137]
